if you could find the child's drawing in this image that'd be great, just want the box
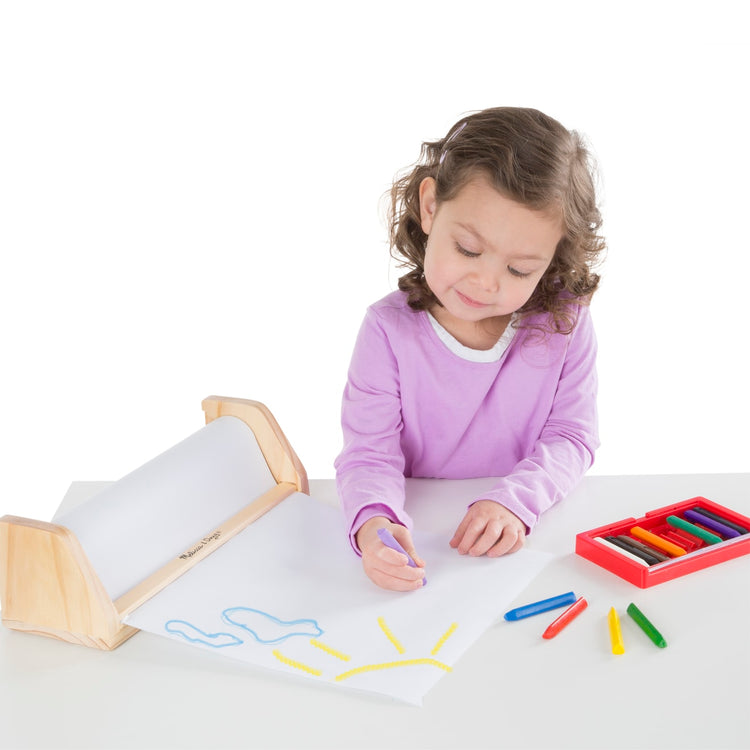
[271,649,322,676]
[334,657,452,682]
[377,615,405,653]
[165,620,243,648]
[125,493,553,705]
[221,606,323,644]
[268,616,457,683]
[309,638,351,661]
[332,617,455,681]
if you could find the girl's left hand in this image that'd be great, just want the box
[450,500,526,557]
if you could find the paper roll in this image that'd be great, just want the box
[54,416,276,600]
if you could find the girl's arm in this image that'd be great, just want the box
[334,307,414,553]
[335,308,426,589]
[452,305,599,554]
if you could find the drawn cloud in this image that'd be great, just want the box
[222,606,323,644]
[165,620,243,648]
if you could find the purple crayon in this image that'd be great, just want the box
[684,509,742,539]
[377,527,427,586]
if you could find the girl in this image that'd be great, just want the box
[335,107,605,591]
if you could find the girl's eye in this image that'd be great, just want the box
[508,266,532,278]
[455,243,480,258]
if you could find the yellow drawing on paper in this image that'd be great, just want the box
[272,616,458,685]
[335,658,451,682]
[377,615,405,654]
[309,638,351,661]
[431,622,458,655]
[272,649,322,676]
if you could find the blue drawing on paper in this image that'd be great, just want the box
[165,620,243,648]
[222,606,323,644]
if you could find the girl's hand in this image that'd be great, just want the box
[355,517,426,591]
[450,500,526,557]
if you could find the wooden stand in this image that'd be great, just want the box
[0,396,308,650]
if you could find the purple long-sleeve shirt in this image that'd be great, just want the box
[334,290,599,552]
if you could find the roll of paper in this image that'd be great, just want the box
[54,416,276,600]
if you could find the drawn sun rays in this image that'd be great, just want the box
[165,607,458,685]
[272,615,457,682]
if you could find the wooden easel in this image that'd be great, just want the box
[0,396,308,650]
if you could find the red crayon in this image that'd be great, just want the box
[542,596,588,639]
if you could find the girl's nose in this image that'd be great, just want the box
[475,258,500,293]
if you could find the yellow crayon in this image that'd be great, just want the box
[608,607,625,655]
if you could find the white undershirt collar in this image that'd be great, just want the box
[427,311,517,363]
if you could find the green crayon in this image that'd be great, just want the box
[626,602,667,648]
[666,515,722,545]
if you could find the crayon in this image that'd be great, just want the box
[626,603,667,648]
[631,526,686,557]
[606,535,660,565]
[542,597,588,639]
[377,528,426,586]
[661,528,699,551]
[666,515,722,545]
[504,591,577,621]
[608,607,625,655]
[594,537,649,566]
[615,535,670,562]
[692,507,749,534]
[685,508,744,538]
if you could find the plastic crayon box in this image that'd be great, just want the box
[575,496,750,587]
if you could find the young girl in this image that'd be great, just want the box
[335,107,605,591]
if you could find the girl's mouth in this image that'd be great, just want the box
[455,290,489,308]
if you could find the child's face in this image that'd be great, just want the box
[420,174,561,343]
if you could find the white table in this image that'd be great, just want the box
[2,474,749,750]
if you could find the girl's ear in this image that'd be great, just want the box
[419,177,438,235]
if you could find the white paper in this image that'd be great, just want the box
[126,492,551,705]
[54,417,276,600]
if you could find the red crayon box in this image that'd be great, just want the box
[575,496,750,588]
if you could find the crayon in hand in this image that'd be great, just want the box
[377,527,426,586]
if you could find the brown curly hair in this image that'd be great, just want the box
[389,107,605,334]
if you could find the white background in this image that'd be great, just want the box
[1,1,748,523]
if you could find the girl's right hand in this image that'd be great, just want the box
[355,517,426,591]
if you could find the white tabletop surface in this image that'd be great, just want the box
[2,473,749,750]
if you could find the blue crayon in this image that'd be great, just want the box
[504,591,577,621]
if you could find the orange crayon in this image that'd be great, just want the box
[630,526,686,557]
